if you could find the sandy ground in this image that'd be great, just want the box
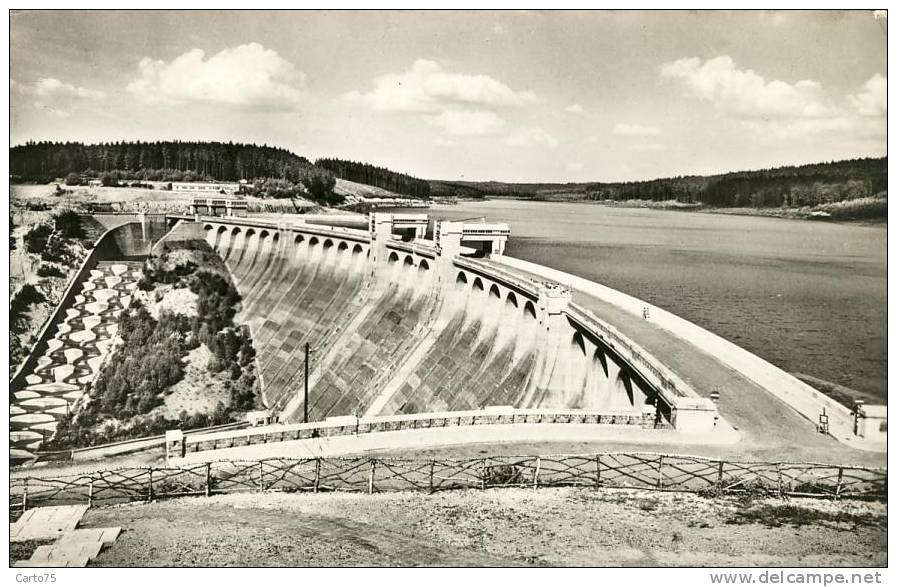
[151,345,231,419]
[134,284,199,320]
[75,487,886,567]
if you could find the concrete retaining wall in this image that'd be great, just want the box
[170,422,738,464]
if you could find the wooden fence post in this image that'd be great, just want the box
[835,466,844,499]
[481,458,488,490]
[717,460,725,493]
[87,480,93,508]
[147,467,154,501]
[428,460,435,494]
[314,458,321,493]
[22,478,29,513]
[368,459,376,494]
[533,457,541,490]
[656,455,664,489]
[777,463,784,498]
[595,455,601,489]
[257,461,265,492]
[205,462,211,497]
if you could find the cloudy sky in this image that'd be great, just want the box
[10,10,887,182]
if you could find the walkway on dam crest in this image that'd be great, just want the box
[486,259,885,467]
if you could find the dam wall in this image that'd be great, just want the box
[492,255,882,448]
[197,214,719,436]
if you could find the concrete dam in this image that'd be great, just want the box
[12,211,886,465]
[195,213,717,433]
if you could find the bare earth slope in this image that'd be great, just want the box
[80,488,885,567]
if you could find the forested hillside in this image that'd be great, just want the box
[316,157,431,199]
[10,140,317,183]
[430,157,887,209]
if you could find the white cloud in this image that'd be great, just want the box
[32,101,72,119]
[13,77,105,101]
[613,123,661,136]
[565,103,584,113]
[345,59,536,113]
[504,127,559,148]
[566,162,584,171]
[584,136,600,144]
[126,43,306,110]
[629,144,667,152]
[660,55,838,119]
[427,109,506,136]
[12,77,105,119]
[849,74,886,117]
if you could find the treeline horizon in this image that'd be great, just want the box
[10,140,886,209]
[429,157,887,208]
[9,140,320,184]
[316,157,431,199]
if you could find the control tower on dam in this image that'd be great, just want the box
[184,212,884,456]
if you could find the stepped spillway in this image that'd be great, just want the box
[10,261,143,464]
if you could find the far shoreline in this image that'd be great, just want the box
[441,196,888,227]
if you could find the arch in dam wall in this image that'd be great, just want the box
[453,269,541,322]
[200,220,373,264]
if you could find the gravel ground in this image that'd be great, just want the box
[77,487,886,567]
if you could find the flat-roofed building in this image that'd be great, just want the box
[190,195,248,217]
[172,181,242,195]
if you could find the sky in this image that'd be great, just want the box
[9,10,888,182]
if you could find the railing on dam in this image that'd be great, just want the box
[9,453,885,517]
[453,257,544,298]
[183,215,373,243]
[385,238,439,258]
[565,303,696,400]
[172,409,655,457]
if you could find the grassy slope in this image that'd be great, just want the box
[334,177,403,199]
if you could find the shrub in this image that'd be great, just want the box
[23,223,52,254]
[41,234,70,264]
[53,210,86,239]
[36,264,65,278]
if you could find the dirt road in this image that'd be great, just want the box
[79,487,886,567]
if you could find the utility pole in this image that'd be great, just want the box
[304,342,311,424]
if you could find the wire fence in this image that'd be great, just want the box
[9,453,886,519]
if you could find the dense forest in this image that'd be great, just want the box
[10,140,318,182]
[316,157,431,199]
[429,157,887,209]
[10,140,346,205]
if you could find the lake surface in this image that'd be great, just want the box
[409,200,887,401]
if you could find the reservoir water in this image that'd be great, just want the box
[414,200,886,402]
